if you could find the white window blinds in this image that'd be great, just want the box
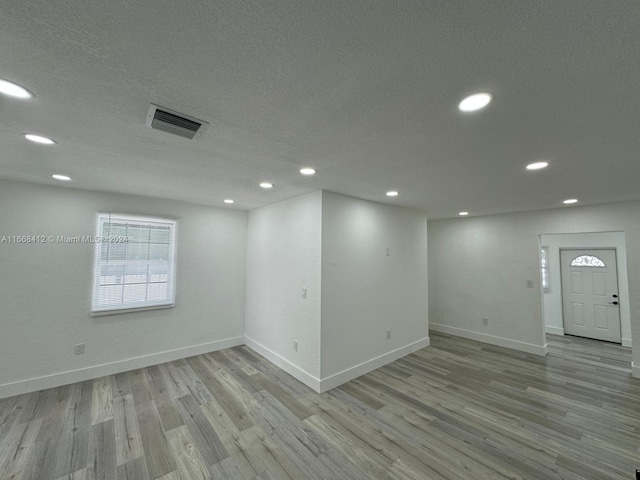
[92,213,176,314]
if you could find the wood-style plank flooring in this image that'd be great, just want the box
[1,333,638,479]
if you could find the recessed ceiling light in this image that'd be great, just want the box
[300,168,316,175]
[51,174,71,181]
[526,161,549,170]
[259,182,273,189]
[224,199,235,204]
[459,211,469,216]
[563,198,578,204]
[24,134,56,145]
[0,79,33,99]
[458,92,492,112]
[386,191,399,197]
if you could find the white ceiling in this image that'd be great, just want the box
[1,0,639,218]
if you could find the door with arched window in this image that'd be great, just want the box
[560,249,621,343]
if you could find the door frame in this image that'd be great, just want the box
[539,232,632,347]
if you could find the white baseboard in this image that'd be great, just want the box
[632,361,640,379]
[622,338,632,348]
[545,326,565,336]
[244,336,432,393]
[0,336,244,399]
[318,337,431,393]
[244,336,322,392]
[430,324,548,356]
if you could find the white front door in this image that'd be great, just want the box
[560,249,621,343]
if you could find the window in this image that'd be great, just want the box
[540,247,550,292]
[92,213,176,314]
[570,255,605,267]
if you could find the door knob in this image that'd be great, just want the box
[610,301,619,305]
[612,294,618,298]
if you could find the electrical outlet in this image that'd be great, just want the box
[75,343,85,355]
[293,340,298,352]
[482,318,489,326]
[526,280,534,288]
[386,329,391,339]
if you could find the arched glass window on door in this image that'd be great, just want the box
[570,255,605,267]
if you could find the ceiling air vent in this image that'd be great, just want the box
[145,104,208,140]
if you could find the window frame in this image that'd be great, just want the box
[91,212,177,316]
[540,246,551,293]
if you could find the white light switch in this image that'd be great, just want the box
[302,287,307,298]
[526,280,534,288]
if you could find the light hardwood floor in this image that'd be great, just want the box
[1,332,638,479]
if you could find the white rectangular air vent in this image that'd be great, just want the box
[145,104,208,140]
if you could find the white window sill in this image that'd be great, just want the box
[91,303,175,317]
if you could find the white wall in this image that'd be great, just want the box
[0,179,248,398]
[245,191,430,392]
[428,201,640,373]
[320,192,429,389]
[428,212,547,355]
[540,232,631,346]
[245,192,323,388]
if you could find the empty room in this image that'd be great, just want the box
[1,1,639,479]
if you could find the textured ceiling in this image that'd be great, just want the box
[1,0,639,218]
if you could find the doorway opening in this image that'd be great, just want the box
[539,232,632,347]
